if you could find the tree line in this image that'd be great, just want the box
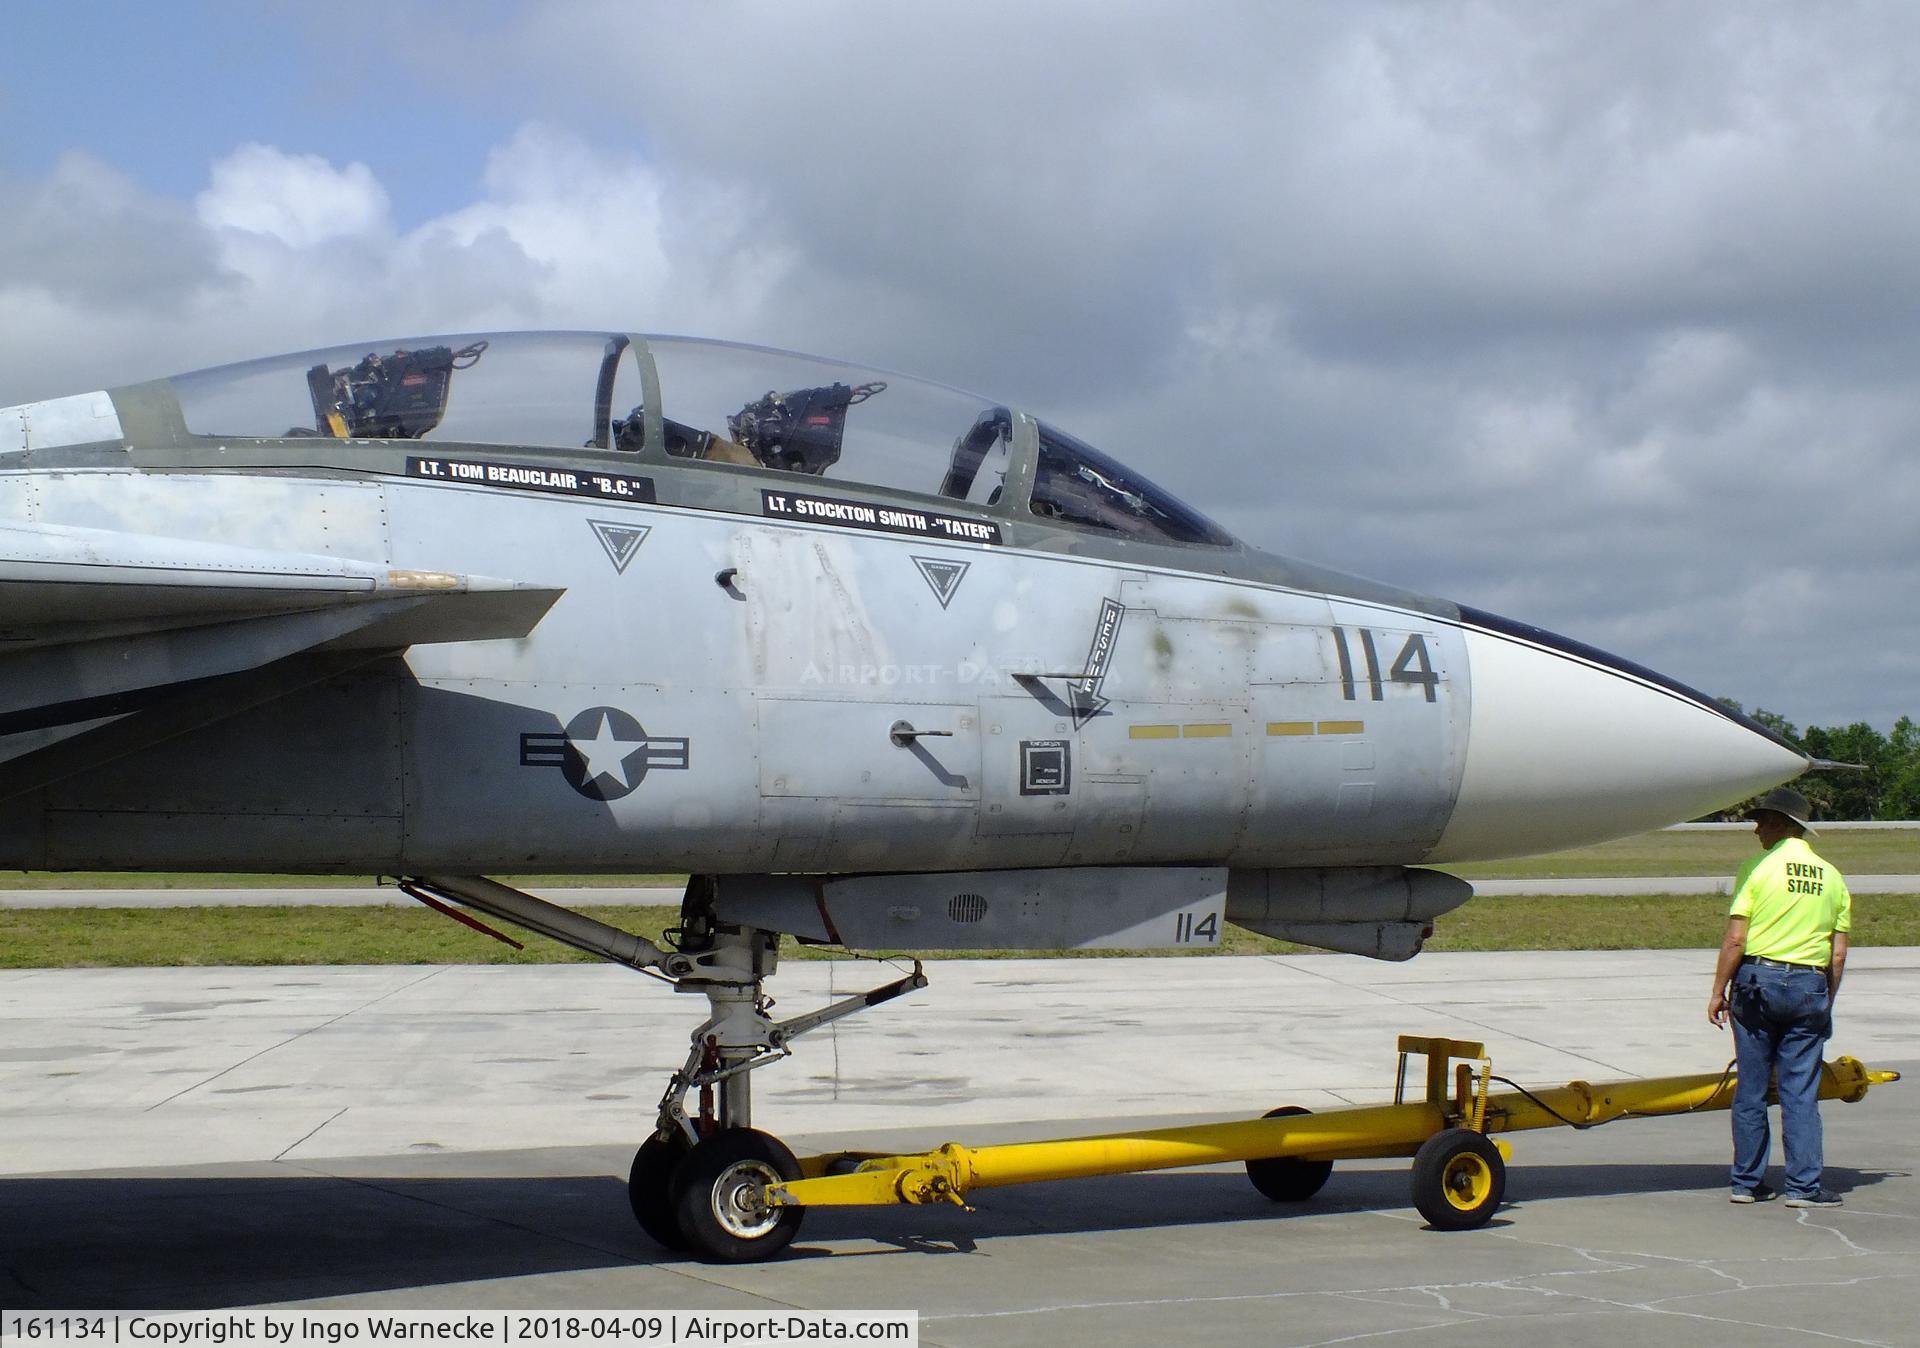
[1715,702,1920,821]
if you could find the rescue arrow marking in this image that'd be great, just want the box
[1069,598,1125,728]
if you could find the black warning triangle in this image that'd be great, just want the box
[588,520,651,575]
[911,556,970,608]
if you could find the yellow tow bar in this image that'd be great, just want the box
[767,1036,1900,1230]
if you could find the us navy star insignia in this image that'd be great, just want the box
[520,706,690,800]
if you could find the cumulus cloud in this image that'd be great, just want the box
[0,152,217,311]
[0,132,777,389]
[2,1,1917,730]
[411,124,794,334]
[196,143,391,249]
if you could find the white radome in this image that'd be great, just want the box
[1429,624,1807,862]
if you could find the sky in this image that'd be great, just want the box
[2,1,1914,733]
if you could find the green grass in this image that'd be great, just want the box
[1441,828,1920,879]
[2,827,1914,968]
[4,895,1918,969]
[1425,893,1920,951]
[5,828,1913,890]
[0,904,1288,968]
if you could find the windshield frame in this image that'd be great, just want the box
[1028,421,1237,548]
[147,330,1238,551]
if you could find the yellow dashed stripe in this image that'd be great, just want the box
[1129,719,1368,741]
[1129,722,1235,739]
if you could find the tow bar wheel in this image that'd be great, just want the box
[671,1128,806,1263]
[1411,1127,1505,1229]
[1245,1105,1335,1202]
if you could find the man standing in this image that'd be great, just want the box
[1707,786,1852,1207]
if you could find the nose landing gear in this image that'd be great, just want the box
[628,915,928,1263]
[400,873,927,1263]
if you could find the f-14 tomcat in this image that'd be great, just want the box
[0,332,1805,1257]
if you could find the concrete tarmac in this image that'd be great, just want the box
[1,950,1916,1344]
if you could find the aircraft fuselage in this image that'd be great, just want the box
[0,331,1804,904]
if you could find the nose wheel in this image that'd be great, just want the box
[668,1128,805,1263]
[629,1128,805,1263]
[628,1132,693,1252]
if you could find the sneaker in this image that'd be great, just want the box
[1784,1190,1844,1208]
[1730,1184,1777,1204]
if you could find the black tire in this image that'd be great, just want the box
[670,1128,805,1264]
[1245,1106,1334,1202]
[1410,1128,1505,1230]
[629,1132,692,1251]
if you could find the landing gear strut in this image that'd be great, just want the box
[629,891,924,1262]
[401,873,926,1263]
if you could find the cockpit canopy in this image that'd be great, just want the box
[169,331,1235,548]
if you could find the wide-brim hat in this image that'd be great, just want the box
[1748,785,1817,835]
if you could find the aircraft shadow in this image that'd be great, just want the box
[791,1158,1902,1257]
[2,1158,1900,1305]
[0,1171,650,1309]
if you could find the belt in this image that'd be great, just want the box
[1743,955,1827,972]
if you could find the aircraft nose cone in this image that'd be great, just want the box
[1426,608,1809,862]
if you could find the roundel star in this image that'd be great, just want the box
[565,708,648,796]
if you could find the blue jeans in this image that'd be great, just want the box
[1729,960,1831,1196]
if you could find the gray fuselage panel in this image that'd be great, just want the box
[0,459,1471,874]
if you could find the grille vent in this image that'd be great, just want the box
[947,892,989,923]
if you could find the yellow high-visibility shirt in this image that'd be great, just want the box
[1729,836,1852,967]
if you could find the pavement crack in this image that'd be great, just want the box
[926,1266,1628,1324]
[274,1106,349,1161]
[1257,959,1637,1076]
[144,968,448,1111]
[2,1264,44,1298]
[1472,1225,1914,1343]
[1794,1212,1878,1254]
[1290,1317,1481,1347]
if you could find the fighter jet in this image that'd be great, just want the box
[0,331,1805,1258]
